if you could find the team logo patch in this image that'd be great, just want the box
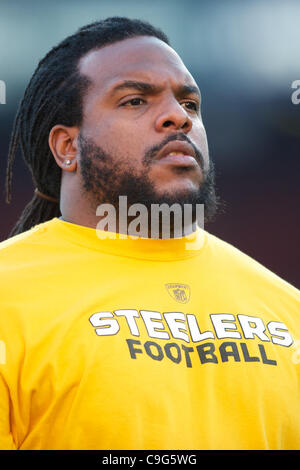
[165,283,191,303]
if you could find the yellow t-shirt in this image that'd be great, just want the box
[0,217,299,450]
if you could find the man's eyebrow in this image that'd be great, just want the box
[108,80,201,99]
[177,84,201,100]
[109,80,160,96]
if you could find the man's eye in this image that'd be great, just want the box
[182,101,199,112]
[122,98,145,106]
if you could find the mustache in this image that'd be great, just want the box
[143,132,205,170]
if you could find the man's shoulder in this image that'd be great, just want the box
[0,219,57,269]
[205,230,300,299]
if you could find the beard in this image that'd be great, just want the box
[78,132,219,237]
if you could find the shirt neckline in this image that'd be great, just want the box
[49,217,207,261]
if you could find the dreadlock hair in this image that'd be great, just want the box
[5,16,170,237]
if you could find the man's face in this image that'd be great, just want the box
[77,35,216,219]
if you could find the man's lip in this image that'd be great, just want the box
[156,140,197,162]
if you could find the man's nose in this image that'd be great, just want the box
[154,98,193,133]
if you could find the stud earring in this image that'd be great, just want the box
[65,158,72,166]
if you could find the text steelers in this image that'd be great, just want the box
[89,310,292,346]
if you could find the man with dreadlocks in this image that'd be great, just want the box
[1,17,300,450]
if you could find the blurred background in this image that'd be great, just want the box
[0,0,299,288]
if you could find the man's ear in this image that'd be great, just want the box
[48,125,79,172]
